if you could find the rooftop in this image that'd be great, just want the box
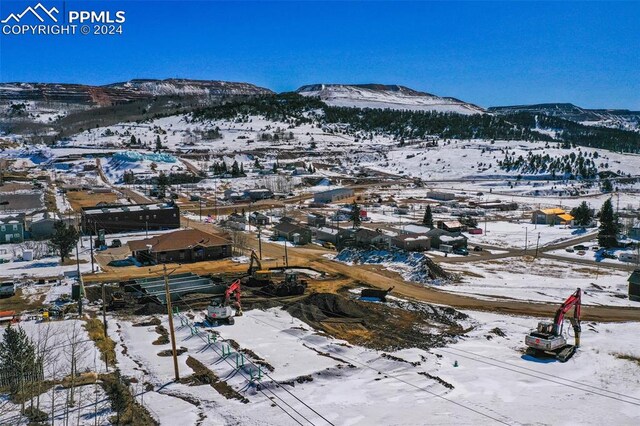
[539,208,566,215]
[83,203,177,215]
[128,228,231,253]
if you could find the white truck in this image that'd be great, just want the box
[440,244,454,254]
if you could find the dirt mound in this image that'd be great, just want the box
[287,293,365,323]
[286,292,468,351]
[423,256,451,280]
[135,302,166,315]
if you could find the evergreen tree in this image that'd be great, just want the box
[0,325,39,396]
[254,158,261,169]
[422,205,434,228]
[156,172,169,197]
[601,179,613,193]
[49,221,79,263]
[231,160,240,177]
[123,170,135,185]
[129,135,136,145]
[350,201,362,228]
[240,163,245,175]
[598,198,619,248]
[155,135,162,152]
[462,215,478,229]
[570,201,593,227]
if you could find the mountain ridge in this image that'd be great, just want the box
[297,83,485,115]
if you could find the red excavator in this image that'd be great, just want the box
[525,288,582,362]
[205,279,242,325]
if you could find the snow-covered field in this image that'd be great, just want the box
[104,306,640,425]
[443,257,637,306]
[464,221,593,249]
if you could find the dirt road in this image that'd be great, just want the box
[85,218,640,322]
[186,220,640,322]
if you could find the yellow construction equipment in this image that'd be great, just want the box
[242,250,273,286]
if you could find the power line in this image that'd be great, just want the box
[438,347,640,407]
[157,282,330,426]
[246,313,514,426]
[174,310,321,426]
[250,294,640,415]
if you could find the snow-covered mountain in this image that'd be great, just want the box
[0,79,272,107]
[297,84,485,115]
[106,79,273,98]
[489,103,640,132]
[0,82,150,106]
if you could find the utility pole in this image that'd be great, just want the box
[535,232,541,258]
[284,238,289,268]
[75,241,83,316]
[163,264,180,381]
[257,226,263,260]
[89,229,95,273]
[101,283,108,371]
[525,227,528,252]
[214,179,218,219]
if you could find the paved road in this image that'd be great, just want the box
[95,158,151,204]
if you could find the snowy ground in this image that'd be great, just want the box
[463,221,594,249]
[442,257,638,307]
[106,306,640,425]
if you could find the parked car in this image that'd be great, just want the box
[110,239,122,248]
[473,246,483,252]
[591,246,599,251]
[602,251,617,259]
[573,245,588,251]
[322,241,336,250]
[0,282,15,298]
[453,247,469,256]
[565,248,575,253]
[577,250,586,256]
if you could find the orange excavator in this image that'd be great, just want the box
[525,288,582,362]
[205,279,242,325]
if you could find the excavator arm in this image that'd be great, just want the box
[248,250,262,275]
[225,279,242,314]
[552,288,581,344]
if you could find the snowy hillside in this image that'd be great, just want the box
[297,84,485,115]
[106,78,274,97]
[490,103,640,132]
[0,79,272,108]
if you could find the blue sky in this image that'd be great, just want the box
[1,1,639,109]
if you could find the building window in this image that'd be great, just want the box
[12,225,17,231]
[153,214,157,219]
[0,225,4,231]
[179,251,185,260]
[173,213,177,217]
[159,254,167,262]
[139,215,143,220]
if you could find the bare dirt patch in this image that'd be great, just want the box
[66,190,118,211]
[182,356,249,403]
